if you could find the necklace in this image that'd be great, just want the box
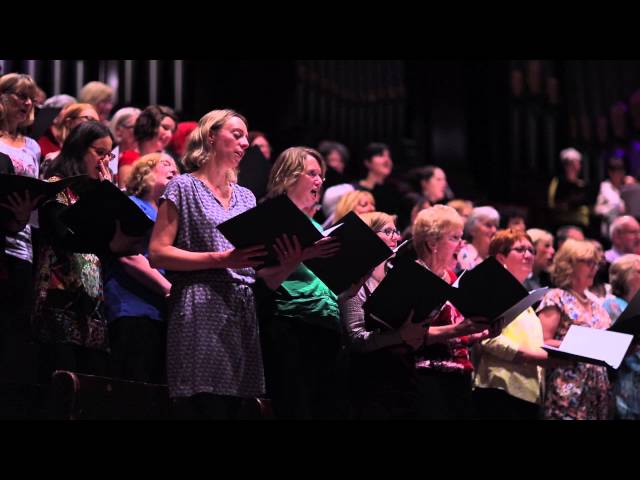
[569,289,590,304]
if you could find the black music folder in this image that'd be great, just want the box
[0,174,87,209]
[449,257,545,325]
[217,194,330,267]
[363,256,548,332]
[59,179,154,248]
[363,257,452,331]
[609,289,640,337]
[304,211,394,295]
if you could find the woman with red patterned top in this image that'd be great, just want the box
[411,205,494,419]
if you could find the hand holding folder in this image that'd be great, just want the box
[304,212,395,294]
[59,179,155,253]
[364,256,548,332]
[218,194,329,267]
[0,174,87,210]
[543,325,633,369]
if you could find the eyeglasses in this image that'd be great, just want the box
[510,246,536,255]
[10,91,35,103]
[378,228,401,238]
[71,115,97,123]
[304,171,325,182]
[577,259,598,268]
[91,146,116,161]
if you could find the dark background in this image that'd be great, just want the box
[4,59,640,226]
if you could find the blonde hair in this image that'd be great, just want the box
[412,205,464,259]
[0,73,39,129]
[78,81,114,106]
[359,211,396,232]
[125,153,174,198]
[183,109,247,182]
[550,239,600,289]
[267,146,325,198]
[527,228,553,247]
[447,199,473,218]
[334,190,375,222]
[609,254,640,299]
[57,103,98,142]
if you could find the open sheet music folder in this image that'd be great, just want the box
[304,211,394,295]
[364,256,549,332]
[543,325,633,369]
[0,174,87,209]
[217,194,328,267]
[59,179,154,250]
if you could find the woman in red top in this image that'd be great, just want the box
[412,205,494,419]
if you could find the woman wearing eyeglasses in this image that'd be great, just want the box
[33,121,143,381]
[536,239,613,420]
[340,211,428,419]
[473,229,551,420]
[412,205,493,419]
[0,73,43,377]
[258,146,358,420]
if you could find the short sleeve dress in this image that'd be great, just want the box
[161,174,265,399]
[537,288,612,420]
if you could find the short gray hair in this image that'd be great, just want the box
[465,206,500,237]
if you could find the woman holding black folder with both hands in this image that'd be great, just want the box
[33,121,144,381]
[411,205,495,420]
[473,229,553,420]
[148,111,320,419]
[340,211,428,419]
[536,239,612,420]
[259,146,361,420]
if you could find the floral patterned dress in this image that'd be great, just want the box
[31,178,108,351]
[537,289,612,420]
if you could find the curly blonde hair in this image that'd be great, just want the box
[412,205,464,259]
[550,239,601,289]
[125,153,174,198]
[267,146,325,198]
[182,109,247,182]
[334,190,375,222]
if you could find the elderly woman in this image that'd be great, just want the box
[412,205,491,419]
[603,254,640,419]
[473,229,550,420]
[524,228,555,291]
[109,107,141,155]
[78,81,114,124]
[537,239,613,420]
[457,206,500,271]
[103,153,178,384]
[340,211,427,418]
